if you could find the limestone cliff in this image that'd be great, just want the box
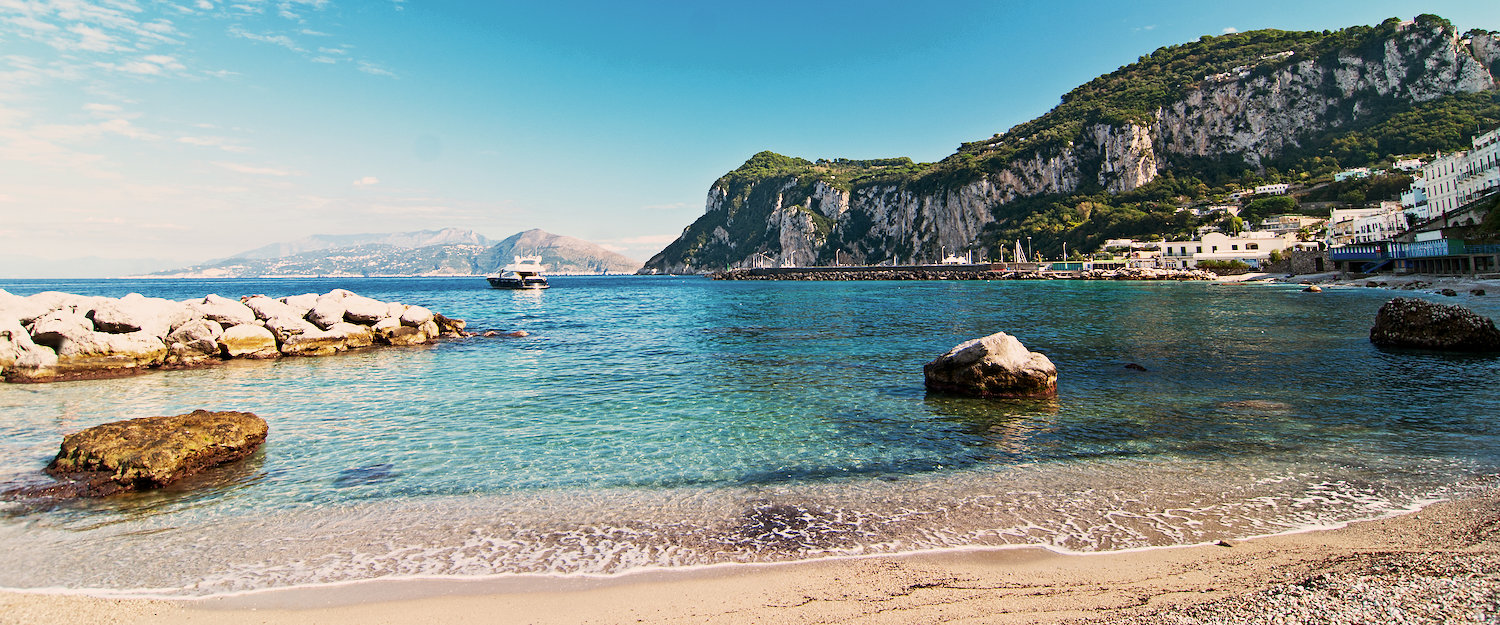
[642,17,1499,274]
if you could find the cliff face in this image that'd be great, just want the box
[642,21,1499,274]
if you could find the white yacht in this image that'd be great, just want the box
[487,256,549,289]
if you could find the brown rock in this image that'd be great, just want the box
[42,410,268,497]
[1370,297,1500,351]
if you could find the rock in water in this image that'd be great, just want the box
[923,332,1057,398]
[1370,297,1500,351]
[44,410,268,496]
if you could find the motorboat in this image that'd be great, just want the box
[487,256,549,289]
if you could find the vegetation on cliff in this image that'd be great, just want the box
[646,15,1499,270]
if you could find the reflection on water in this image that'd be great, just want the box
[0,276,1497,595]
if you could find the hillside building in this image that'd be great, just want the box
[1334,167,1371,182]
[1253,183,1290,196]
[1256,214,1325,235]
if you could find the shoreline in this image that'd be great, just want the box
[3,487,1494,624]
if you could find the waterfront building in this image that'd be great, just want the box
[1406,126,1500,227]
[1158,232,1298,269]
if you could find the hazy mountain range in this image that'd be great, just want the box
[133,228,641,278]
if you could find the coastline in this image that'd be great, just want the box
[3,486,1494,625]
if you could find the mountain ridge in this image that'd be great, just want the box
[642,15,1500,273]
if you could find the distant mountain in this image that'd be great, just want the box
[226,228,492,261]
[144,228,640,278]
[476,229,643,274]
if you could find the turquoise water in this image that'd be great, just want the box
[1,276,1498,596]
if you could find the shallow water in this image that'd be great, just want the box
[1,276,1497,596]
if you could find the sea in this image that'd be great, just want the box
[1,275,1498,598]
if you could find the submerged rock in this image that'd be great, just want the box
[1370,297,1500,352]
[923,332,1057,398]
[42,410,268,497]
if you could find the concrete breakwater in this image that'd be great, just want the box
[0,288,467,383]
[710,264,1217,281]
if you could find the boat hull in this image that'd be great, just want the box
[488,276,549,289]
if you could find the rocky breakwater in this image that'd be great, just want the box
[1369,297,1500,351]
[923,332,1057,398]
[0,288,468,382]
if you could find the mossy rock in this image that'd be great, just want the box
[44,410,268,496]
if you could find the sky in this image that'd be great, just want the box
[1,1,1498,275]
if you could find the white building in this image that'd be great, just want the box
[1253,183,1290,196]
[1401,176,1429,219]
[1334,167,1371,182]
[1157,232,1298,269]
[1326,202,1409,246]
[1256,214,1325,235]
[1410,126,1500,223]
[1393,157,1425,171]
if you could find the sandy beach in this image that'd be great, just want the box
[3,485,1495,625]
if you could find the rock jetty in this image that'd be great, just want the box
[710,266,1214,281]
[1370,297,1500,351]
[924,332,1058,398]
[0,288,468,382]
[38,410,269,497]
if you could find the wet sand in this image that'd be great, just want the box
[3,487,1495,625]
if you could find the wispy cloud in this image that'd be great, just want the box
[214,161,300,176]
[1223,27,1238,34]
[354,176,379,186]
[356,60,396,78]
[178,135,250,153]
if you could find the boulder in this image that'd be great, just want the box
[0,289,50,324]
[923,332,1057,398]
[1303,285,1322,293]
[165,318,224,365]
[278,328,346,356]
[306,297,346,330]
[218,324,279,359]
[189,294,256,327]
[89,294,193,338]
[399,305,434,327]
[1439,288,1458,297]
[1474,289,1487,296]
[1,317,58,379]
[244,295,302,322]
[381,324,429,346]
[53,330,168,374]
[279,293,319,316]
[385,302,408,318]
[433,313,467,336]
[264,315,319,342]
[27,309,95,349]
[44,410,268,496]
[330,322,375,349]
[341,295,389,324]
[26,291,106,316]
[1369,297,1500,352]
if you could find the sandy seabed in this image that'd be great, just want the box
[2,486,1495,625]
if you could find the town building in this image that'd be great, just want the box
[1334,167,1371,182]
[1157,232,1299,269]
[1256,214,1325,235]
[1253,183,1290,196]
[1393,157,1425,171]
[1408,126,1500,227]
[1326,202,1408,246]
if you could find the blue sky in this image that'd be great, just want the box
[1,1,1497,272]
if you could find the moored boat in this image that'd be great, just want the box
[487,256,549,289]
